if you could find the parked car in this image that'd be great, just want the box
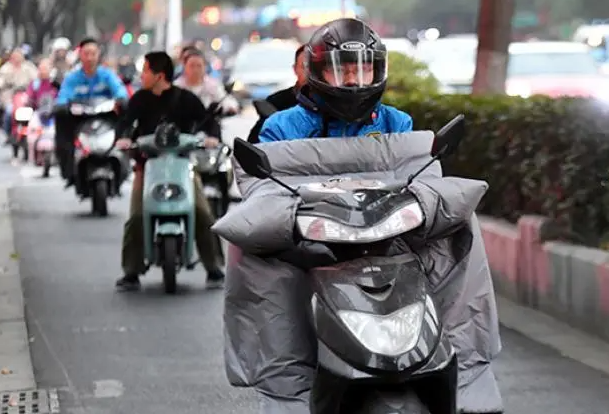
[381,37,415,57]
[414,36,478,94]
[506,41,609,99]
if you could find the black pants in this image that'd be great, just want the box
[54,115,78,180]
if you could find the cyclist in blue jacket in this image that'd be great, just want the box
[258,18,413,143]
[55,37,128,187]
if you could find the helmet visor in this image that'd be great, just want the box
[309,49,387,88]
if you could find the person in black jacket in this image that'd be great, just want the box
[114,51,225,291]
[247,44,306,143]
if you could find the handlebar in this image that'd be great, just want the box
[118,138,227,153]
[52,99,127,117]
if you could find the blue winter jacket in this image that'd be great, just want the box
[258,100,413,142]
[56,66,128,105]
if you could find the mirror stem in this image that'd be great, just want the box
[266,174,299,196]
[406,150,444,186]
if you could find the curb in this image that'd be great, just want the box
[480,215,609,343]
[0,186,35,392]
[497,295,609,375]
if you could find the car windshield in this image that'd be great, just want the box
[508,52,600,76]
[233,45,297,73]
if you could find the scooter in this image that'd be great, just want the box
[192,81,238,219]
[192,142,233,219]
[231,115,466,414]
[127,123,217,294]
[29,108,56,178]
[11,88,33,162]
[68,98,130,216]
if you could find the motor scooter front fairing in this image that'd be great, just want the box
[296,184,457,414]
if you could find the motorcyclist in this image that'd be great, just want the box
[117,55,137,97]
[26,58,58,110]
[174,49,239,117]
[54,37,128,187]
[258,19,413,143]
[253,19,502,414]
[174,49,238,221]
[247,44,306,143]
[113,51,225,291]
[173,44,198,80]
[49,37,72,84]
[0,47,38,143]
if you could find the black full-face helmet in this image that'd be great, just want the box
[305,18,388,123]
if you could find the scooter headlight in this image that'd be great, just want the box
[14,107,33,122]
[338,303,424,356]
[81,130,115,153]
[296,202,424,243]
[151,183,184,201]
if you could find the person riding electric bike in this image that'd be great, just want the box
[0,47,37,146]
[49,37,72,85]
[26,58,59,110]
[54,37,128,187]
[174,50,239,116]
[247,44,307,143]
[117,55,137,97]
[113,51,226,291]
[250,18,503,414]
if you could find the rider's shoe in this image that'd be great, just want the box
[206,268,225,289]
[115,274,141,291]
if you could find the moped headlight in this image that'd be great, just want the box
[152,184,184,201]
[218,158,232,172]
[338,303,424,356]
[296,202,424,243]
[15,107,33,122]
[87,130,115,152]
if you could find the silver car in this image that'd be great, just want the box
[229,39,300,103]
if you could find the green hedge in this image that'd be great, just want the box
[383,91,609,247]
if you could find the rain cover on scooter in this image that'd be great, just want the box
[212,132,503,414]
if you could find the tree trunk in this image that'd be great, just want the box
[471,0,515,95]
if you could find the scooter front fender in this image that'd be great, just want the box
[142,154,196,264]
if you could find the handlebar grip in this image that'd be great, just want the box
[52,104,69,115]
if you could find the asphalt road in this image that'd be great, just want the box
[5,116,609,414]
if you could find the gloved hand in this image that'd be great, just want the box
[52,104,69,115]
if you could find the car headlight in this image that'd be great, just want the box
[506,84,531,98]
[338,303,425,356]
[151,183,184,201]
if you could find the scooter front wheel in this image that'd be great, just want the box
[42,152,52,178]
[20,137,28,162]
[161,237,178,294]
[344,389,431,414]
[92,180,108,216]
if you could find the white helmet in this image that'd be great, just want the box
[51,37,71,52]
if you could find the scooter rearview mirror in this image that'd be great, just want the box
[233,138,300,195]
[253,100,278,118]
[233,137,273,179]
[407,114,466,185]
[431,114,465,158]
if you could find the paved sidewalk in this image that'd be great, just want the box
[0,186,35,393]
